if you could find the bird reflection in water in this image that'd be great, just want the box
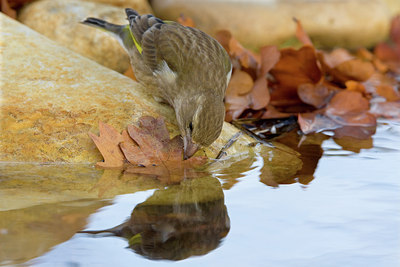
[79,176,230,261]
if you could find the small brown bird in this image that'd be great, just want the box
[82,9,232,159]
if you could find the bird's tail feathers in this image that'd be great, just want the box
[81,17,122,35]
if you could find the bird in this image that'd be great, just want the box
[82,9,232,160]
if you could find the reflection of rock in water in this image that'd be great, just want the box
[79,177,230,261]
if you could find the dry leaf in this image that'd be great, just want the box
[294,17,313,46]
[297,82,337,109]
[177,13,195,27]
[90,117,208,182]
[259,45,280,77]
[226,69,254,96]
[215,30,260,70]
[124,65,137,81]
[326,91,376,126]
[1,0,16,18]
[89,121,125,168]
[298,112,340,134]
[331,59,375,82]
[249,77,270,110]
[270,45,321,104]
[120,117,208,182]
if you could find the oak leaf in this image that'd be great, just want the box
[89,122,125,168]
[90,117,208,183]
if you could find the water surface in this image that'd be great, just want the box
[1,120,399,267]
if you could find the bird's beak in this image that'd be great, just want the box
[183,134,199,160]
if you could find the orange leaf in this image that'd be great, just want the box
[297,82,337,108]
[326,91,376,126]
[370,101,400,119]
[363,73,400,101]
[259,45,280,77]
[216,30,260,70]
[1,0,16,19]
[331,59,375,82]
[89,121,125,168]
[345,80,366,94]
[226,69,254,96]
[249,77,270,110]
[298,112,340,134]
[177,13,195,27]
[124,65,137,81]
[294,18,313,46]
[390,15,400,46]
[319,48,354,69]
[270,46,321,103]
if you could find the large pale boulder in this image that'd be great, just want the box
[83,0,152,12]
[18,0,131,73]
[0,14,299,165]
[151,0,391,50]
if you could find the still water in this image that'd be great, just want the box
[1,120,399,267]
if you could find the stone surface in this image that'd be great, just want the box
[0,14,296,163]
[384,0,400,16]
[18,0,131,73]
[83,0,153,12]
[151,0,391,50]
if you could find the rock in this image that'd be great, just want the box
[18,0,131,73]
[383,0,400,16]
[151,0,391,50]
[0,14,299,164]
[83,0,153,13]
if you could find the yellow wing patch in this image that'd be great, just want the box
[126,25,143,54]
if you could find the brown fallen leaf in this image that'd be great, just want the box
[177,13,195,27]
[270,45,322,104]
[249,77,270,110]
[258,45,280,78]
[370,101,400,119]
[215,30,260,71]
[124,65,137,81]
[345,80,366,94]
[89,121,125,168]
[90,117,208,183]
[294,17,313,46]
[298,112,340,134]
[362,73,400,102]
[1,0,16,18]
[331,59,375,83]
[297,81,338,109]
[226,69,254,96]
[325,91,376,126]
[374,15,400,65]
[120,116,208,182]
[319,48,354,70]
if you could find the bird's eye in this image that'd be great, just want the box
[189,122,193,132]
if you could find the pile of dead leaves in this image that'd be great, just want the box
[218,17,400,138]
[89,116,208,183]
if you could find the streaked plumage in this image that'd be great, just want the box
[82,9,232,159]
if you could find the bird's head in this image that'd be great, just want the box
[174,94,225,160]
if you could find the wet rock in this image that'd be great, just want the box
[1,14,285,163]
[151,0,391,50]
[18,0,131,73]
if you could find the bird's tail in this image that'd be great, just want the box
[81,17,122,35]
[81,17,134,53]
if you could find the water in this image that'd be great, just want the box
[1,120,399,267]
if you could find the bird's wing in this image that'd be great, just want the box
[126,8,231,90]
